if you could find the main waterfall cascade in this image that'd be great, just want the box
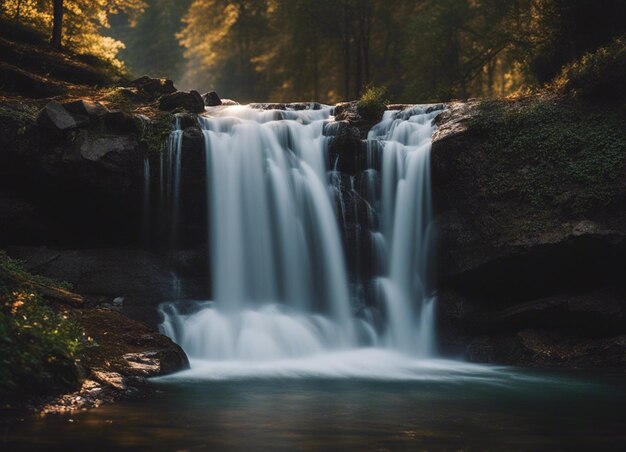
[157,102,445,370]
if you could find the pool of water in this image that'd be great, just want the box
[2,354,625,451]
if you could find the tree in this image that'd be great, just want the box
[51,0,63,49]
[1,0,146,67]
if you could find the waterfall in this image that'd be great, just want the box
[158,103,444,364]
[368,106,443,355]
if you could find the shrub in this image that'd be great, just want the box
[357,85,388,120]
[0,252,83,399]
[551,35,626,102]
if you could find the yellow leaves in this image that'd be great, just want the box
[10,290,34,315]
[2,0,144,66]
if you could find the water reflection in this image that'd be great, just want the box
[3,369,625,451]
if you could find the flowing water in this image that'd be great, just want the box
[159,103,444,368]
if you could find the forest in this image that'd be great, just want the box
[2,0,625,102]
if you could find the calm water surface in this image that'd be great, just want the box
[2,359,625,451]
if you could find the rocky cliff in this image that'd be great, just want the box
[431,96,626,368]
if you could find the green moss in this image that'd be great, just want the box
[469,97,626,214]
[139,112,174,155]
[357,85,388,121]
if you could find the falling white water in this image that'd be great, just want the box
[159,103,444,367]
[367,106,443,355]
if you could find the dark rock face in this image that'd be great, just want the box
[182,126,204,153]
[159,90,205,113]
[0,100,151,248]
[5,247,205,327]
[202,91,222,106]
[104,109,139,134]
[431,99,626,368]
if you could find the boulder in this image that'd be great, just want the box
[129,76,177,99]
[37,101,77,131]
[159,90,205,113]
[202,91,222,106]
[62,99,108,124]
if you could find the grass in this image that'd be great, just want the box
[469,96,626,215]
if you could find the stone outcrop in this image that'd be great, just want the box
[129,76,177,100]
[159,90,205,113]
[37,101,77,131]
[41,306,189,414]
[202,91,222,106]
[431,97,626,368]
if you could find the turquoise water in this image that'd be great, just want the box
[2,363,625,451]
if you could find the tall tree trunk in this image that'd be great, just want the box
[51,0,64,49]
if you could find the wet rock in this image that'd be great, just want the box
[327,124,364,174]
[333,101,379,138]
[249,102,322,110]
[177,112,199,129]
[159,90,205,113]
[202,91,222,106]
[92,370,127,391]
[466,331,626,368]
[113,297,124,307]
[37,101,77,131]
[182,126,203,153]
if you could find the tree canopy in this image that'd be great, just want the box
[2,0,624,101]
